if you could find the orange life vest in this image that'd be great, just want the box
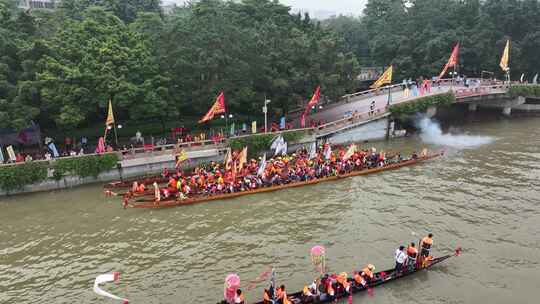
[168,178,177,188]
[137,184,145,193]
[421,237,433,249]
[407,246,418,258]
[362,267,374,279]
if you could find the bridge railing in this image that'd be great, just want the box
[314,108,388,136]
[120,139,228,159]
[454,84,509,99]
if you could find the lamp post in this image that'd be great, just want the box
[449,71,458,89]
[263,99,271,133]
[228,114,233,137]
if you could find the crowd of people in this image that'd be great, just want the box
[126,144,426,205]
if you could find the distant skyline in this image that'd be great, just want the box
[162,0,367,18]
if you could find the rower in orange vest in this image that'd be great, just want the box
[354,271,366,286]
[406,242,419,268]
[336,272,351,293]
[136,183,146,193]
[420,233,434,258]
[168,177,177,189]
[360,264,375,284]
[276,285,290,304]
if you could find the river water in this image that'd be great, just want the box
[1,115,540,304]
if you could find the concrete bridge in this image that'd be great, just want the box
[287,80,538,143]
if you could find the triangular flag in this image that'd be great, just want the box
[437,43,460,80]
[175,149,188,168]
[238,147,248,170]
[199,92,226,123]
[370,66,393,89]
[343,144,357,161]
[105,99,115,126]
[500,40,510,72]
[301,86,321,128]
[224,148,232,170]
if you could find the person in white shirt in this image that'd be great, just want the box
[395,245,407,274]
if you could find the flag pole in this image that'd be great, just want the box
[114,123,118,147]
[387,85,392,108]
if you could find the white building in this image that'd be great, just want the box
[18,0,60,10]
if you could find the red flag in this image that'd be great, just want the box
[301,86,320,128]
[438,43,460,80]
[199,91,226,123]
[306,86,321,109]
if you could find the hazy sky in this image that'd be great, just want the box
[162,0,367,16]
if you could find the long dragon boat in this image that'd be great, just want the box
[221,248,460,304]
[126,152,443,209]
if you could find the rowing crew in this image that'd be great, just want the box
[395,233,434,273]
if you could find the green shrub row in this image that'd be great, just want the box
[508,85,540,98]
[228,130,308,157]
[0,153,119,192]
[51,153,119,181]
[389,92,456,120]
[0,162,49,192]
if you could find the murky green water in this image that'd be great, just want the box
[1,115,539,304]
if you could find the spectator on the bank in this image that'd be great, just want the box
[135,130,143,144]
[15,153,24,162]
[25,154,33,162]
[45,151,52,160]
[65,136,72,151]
[81,136,88,147]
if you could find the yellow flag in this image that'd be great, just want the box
[370,66,393,89]
[175,149,188,168]
[105,99,115,126]
[238,147,248,169]
[499,40,510,72]
[251,121,257,134]
[224,148,232,170]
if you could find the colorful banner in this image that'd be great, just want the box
[500,40,510,72]
[370,66,393,89]
[230,122,235,136]
[6,145,16,162]
[251,121,257,134]
[199,91,226,123]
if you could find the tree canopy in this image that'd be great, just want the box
[1,0,540,131]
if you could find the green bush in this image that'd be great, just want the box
[0,154,120,192]
[508,85,540,98]
[389,92,455,120]
[228,130,308,157]
[52,153,119,180]
[0,162,48,192]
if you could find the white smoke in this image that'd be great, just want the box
[416,117,494,149]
